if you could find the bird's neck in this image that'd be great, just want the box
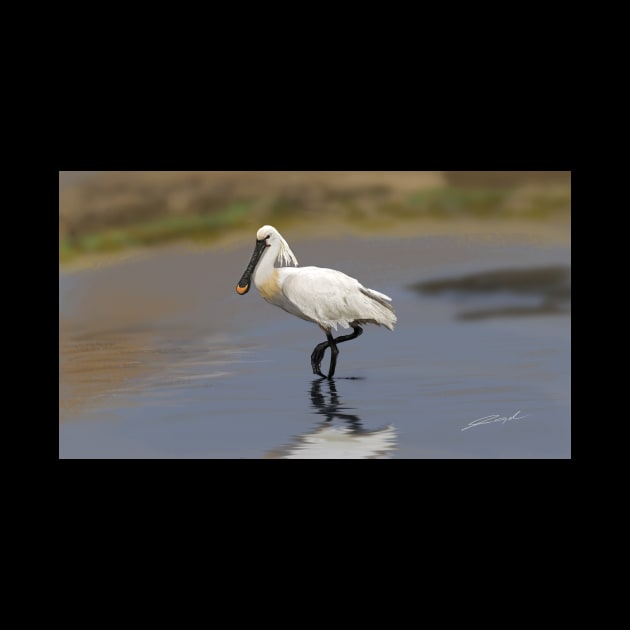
[253,242,279,288]
[253,238,298,288]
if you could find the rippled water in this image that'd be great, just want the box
[59,232,571,458]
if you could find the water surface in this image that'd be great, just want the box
[59,232,570,458]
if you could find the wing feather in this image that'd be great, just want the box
[280,267,397,331]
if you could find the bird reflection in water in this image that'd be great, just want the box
[265,379,397,459]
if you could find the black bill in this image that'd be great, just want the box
[236,239,267,295]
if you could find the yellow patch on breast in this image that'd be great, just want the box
[258,269,282,301]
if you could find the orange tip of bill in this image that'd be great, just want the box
[236,284,249,295]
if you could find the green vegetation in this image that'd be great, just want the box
[59,185,570,264]
[59,202,251,263]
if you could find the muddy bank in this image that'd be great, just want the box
[443,171,570,187]
[59,171,445,238]
[58,172,571,260]
[411,265,571,320]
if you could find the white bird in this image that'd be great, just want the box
[236,225,397,378]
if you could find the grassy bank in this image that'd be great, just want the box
[59,175,571,265]
[59,202,252,263]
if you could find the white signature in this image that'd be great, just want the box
[461,410,530,431]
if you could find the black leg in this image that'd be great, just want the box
[326,333,340,378]
[311,340,329,378]
[328,325,363,378]
[334,325,363,346]
[311,325,364,379]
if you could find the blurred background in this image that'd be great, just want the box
[59,171,571,458]
[59,171,570,262]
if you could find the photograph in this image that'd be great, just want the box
[59,171,571,458]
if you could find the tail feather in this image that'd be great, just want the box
[360,287,397,330]
[361,287,395,310]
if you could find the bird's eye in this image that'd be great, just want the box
[265,234,271,240]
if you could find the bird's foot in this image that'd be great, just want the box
[311,357,327,378]
[311,343,329,377]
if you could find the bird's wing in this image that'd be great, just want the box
[280,267,394,331]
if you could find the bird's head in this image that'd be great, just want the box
[256,225,277,244]
[236,225,298,295]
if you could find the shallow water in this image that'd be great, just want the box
[59,232,571,458]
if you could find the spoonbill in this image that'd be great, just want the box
[236,225,397,378]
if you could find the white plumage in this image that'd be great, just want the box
[236,225,397,378]
[275,267,396,331]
